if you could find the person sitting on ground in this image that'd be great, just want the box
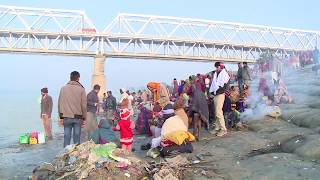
[224,103,241,129]
[273,73,293,105]
[258,76,272,98]
[113,108,135,153]
[151,103,175,148]
[135,103,153,135]
[156,103,175,131]
[91,118,114,144]
[149,102,163,137]
[173,96,189,129]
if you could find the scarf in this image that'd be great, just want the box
[209,69,230,94]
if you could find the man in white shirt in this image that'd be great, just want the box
[209,62,230,137]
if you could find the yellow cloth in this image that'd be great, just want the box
[161,115,187,137]
[175,108,189,129]
[164,130,195,145]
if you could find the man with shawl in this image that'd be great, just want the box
[189,75,209,140]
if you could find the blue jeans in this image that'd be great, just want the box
[63,118,81,147]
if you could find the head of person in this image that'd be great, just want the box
[93,84,100,93]
[120,108,131,120]
[107,91,112,96]
[215,62,224,72]
[238,62,243,68]
[103,93,106,97]
[231,103,237,111]
[173,97,184,110]
[70,71,80,81]
[126,90,131,95]
[41,87,48,96]
[120,88,125,94]
[243,62,248,66]
[173,78,177,82]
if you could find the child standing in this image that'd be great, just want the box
[113,108,135,153]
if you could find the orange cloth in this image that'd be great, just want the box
[147,82,161,103]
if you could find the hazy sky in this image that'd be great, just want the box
[0,0,319,95]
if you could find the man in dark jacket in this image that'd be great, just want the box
[237,62,244,96]
[242,62,251,87]
[84,84,100,140]
[103,91,117,126]
[58,71,87,147]
[41,87,53,140]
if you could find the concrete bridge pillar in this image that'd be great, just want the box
[92,55,106,98]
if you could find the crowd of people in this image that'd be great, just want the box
[38,47,320,157]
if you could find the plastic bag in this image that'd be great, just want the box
[29,137,38,145]
[19,133,30,144]
[91,143,117,157]
[38,132,46,144]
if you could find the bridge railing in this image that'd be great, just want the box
[0,5,96,33]
[103,13,320,54]
[0,6,317,63]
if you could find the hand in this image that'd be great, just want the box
[81,119,86,127]
[58,119,64,126]
[42,114,49,119]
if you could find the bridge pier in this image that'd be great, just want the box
[92,55,106,98]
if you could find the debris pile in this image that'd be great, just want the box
[145,155,222,180]
[31,141,147,179]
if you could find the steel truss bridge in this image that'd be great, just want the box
[0,5,319,63]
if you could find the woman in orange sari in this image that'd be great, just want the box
[147,82,170,108]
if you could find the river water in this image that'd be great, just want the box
[0,91,65,179]
[0,89,148,179]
